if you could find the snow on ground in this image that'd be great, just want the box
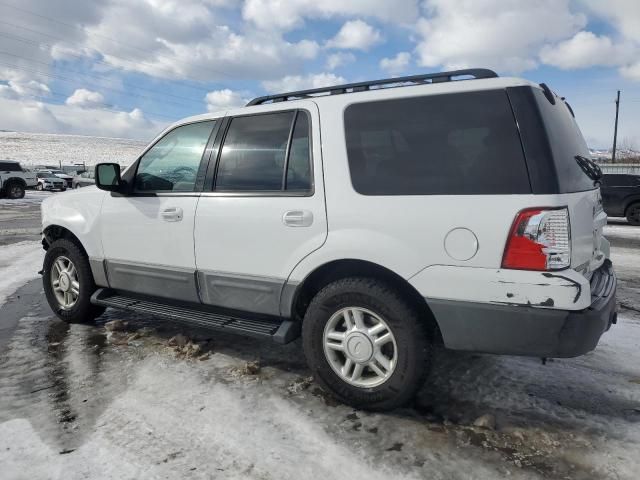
[0,190,51,207]
[0,131,146,168]
[0,192,639,479]
[0,240,43,306]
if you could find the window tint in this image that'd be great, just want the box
[533,89,594,192]
[286,112,312,191]
[135,121,215,192]
[216,112,294,191]
[344,90,530,195]
[0,162,21,172]
[602,174,640,187]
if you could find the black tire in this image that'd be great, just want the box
[36,183,43,191]
[627,203,640,226]
[302,277,431,410]
[43,238,105,323]
[6,181,25,199]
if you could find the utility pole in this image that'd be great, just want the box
[612,90,620,164]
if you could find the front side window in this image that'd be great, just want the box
[135,121,215,192]
[215,110,312,192]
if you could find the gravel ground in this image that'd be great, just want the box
[0,191,639,480]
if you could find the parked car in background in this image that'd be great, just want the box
[36,172,66,191]
[37,169,74,188]
[0,160,37,198]
[600,173,640,225]
[72,167,95,188]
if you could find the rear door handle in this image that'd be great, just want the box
[161,207,183,222]
[283,210,313,227]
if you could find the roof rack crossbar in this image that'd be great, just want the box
[246,68,497,106]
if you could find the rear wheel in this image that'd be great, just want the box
[6,181,25,199]
[302,277,431,410]
[43,238,105,323]
[627,203,640,226]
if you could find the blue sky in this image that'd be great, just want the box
[0,0,639,148]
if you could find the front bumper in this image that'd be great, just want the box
[430,260,617,358]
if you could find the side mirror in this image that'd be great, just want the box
[95,163,123,192]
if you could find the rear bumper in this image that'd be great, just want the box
[430,260,617,358]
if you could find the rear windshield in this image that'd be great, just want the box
[343,90,530,195]
[532,89,594,192]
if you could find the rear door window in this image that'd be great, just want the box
[214,110,312,193]
[344,90,530,195]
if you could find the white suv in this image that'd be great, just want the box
[40,69,617,410]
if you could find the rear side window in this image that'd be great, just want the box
[602,174,640,187]
[532,89,594,192]
[344,90,530,195]
[215,110,312,193]
[0,162,21,172]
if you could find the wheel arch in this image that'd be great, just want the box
[43,225,88,257]
[624,198,640,216]
[3,176,27,186]
[286,259,442,343]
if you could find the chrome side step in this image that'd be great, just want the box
[90,288,300,344]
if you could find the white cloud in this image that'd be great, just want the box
[540,31,633,69]
[66,88,106,108]
[326,20,383,51]
[415,0,586,73]
[380,52,411,75]
[262,73,346,94]
[0,79,50,100]
[205,89,249,112]
[582,0,640,43]
[620,62,640,81]
[326,52,356,70]
[0,96,163,140]
[242,0,420,31]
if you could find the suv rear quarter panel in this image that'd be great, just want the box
[287,85,596,311]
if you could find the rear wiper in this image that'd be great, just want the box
[575,155,602,185]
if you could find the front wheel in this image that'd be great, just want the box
[6,182,25,199]
[36,183,43,191]
[302,278,431,410]
[627,203,640,226]
[43,238,105,323]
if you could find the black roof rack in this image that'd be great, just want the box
[246,68,498,106]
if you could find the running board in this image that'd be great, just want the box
[90,289,299,344]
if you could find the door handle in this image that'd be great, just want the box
[160,207,183,222]
[283,210,313,227]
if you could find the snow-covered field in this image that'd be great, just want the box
[0,131,146,168]
[0,184,639,479]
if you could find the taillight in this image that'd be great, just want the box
[502,207,570,271]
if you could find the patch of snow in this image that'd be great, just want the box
[0,241,43,306]
[0,131,146,169]
[0,190,51,207]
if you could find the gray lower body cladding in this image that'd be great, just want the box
[431,261,617,358]
[91,260,297,317]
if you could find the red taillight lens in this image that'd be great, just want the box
[502,208,571,271]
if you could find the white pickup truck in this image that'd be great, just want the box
[0,160,37,199]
